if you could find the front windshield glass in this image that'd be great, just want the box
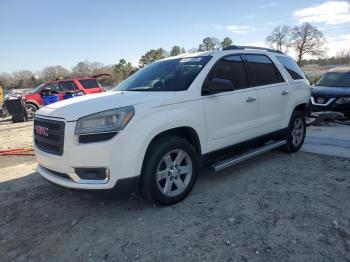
[114,56,211,91]
[316,72,350,88]
[30,83,46,94]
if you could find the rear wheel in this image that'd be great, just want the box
[284,110,306,153]
[142,136,198,205]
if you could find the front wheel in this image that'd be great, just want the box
[26,103,38,119]
[284,110,306,153]
[141,136,198,205]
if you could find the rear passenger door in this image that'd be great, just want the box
[244,54,289,133]
[57,81,80,100]
[203,55,259,152]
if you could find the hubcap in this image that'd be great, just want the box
[26,105,36,117]
[291,118,305,147]
[156,149,192,197]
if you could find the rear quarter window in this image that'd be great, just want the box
[245,54,284,86]
[79,79,100,89]
[276,56,305,80]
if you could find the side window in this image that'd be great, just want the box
[79,79,99,89]
[245,54,284,86]
[276,56,305,80]
[207,55,249,89]
[58,81,78,92]
[44,83,59,92]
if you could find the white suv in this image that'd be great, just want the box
[34,46,310,205]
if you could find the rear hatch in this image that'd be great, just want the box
[78,78,103,94]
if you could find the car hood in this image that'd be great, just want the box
[312,86,350,98]
[35,91,175,121]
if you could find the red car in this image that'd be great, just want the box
[24,75,106,115]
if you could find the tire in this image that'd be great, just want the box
[284,110,306,153]
[26,103,38,119]
[141,136,198,205]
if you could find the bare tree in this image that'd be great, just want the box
[72,61,91,77]
[0,73,13,89]
[265,25,291,53]
[40,65,70,81]
[336,49,350,64]
[12,70,36,88]
[291,23,326,65]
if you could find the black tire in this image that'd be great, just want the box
[141,136,198,205]
[284,110,306,153]
[26,103,38,119]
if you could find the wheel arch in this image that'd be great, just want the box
[139,126,202,178]
[25,100,40,109]
[148,126,201,155]
[293,103,308,114]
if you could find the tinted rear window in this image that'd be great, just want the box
[276,56,305,80]
[245,54,284,86]
[79,79,100,89]
[208,55,248,89]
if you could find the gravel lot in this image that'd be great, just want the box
[1,120,350,262]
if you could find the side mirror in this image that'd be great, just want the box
[203,78,235,95]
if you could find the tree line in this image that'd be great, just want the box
[1,23,349,90]
[265,22,350,66]
[0,36,233,90]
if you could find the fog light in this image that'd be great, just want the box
[75,168,108,181]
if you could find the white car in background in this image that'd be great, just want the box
[34,46,310,205]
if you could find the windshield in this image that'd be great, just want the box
[29,83,46,94]
[316,72,350,88]
[114,56,211,91]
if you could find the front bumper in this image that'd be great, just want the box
[34,116,145,191]
[310,97,350,114]
[38,165,140,193]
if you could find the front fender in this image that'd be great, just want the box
[127,100,206,175]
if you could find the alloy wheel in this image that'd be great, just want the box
[156,149,193,197]
[291,118,305,147]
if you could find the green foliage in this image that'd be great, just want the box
[170,46,185,56]
[221,37,233,49]
[139,48,168,68]
[305,74,322,85]
[198,37,221,51]
[113,59,138,84]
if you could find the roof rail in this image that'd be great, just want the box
[222,45,284,54]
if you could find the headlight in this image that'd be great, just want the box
[75,106,135,135]
[336,97,350,105]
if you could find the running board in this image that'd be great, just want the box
[212,140,286,172]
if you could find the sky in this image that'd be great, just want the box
[0,0,350,73]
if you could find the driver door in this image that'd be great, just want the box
[203,55,260,152]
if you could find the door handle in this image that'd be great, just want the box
[281,90,289,95]
[246,97,256,103]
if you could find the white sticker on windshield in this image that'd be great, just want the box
[180,58,203,63]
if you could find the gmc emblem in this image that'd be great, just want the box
[35,125,49,137]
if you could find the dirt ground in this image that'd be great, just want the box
[1,120,350,262]
[0,118,33,150]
